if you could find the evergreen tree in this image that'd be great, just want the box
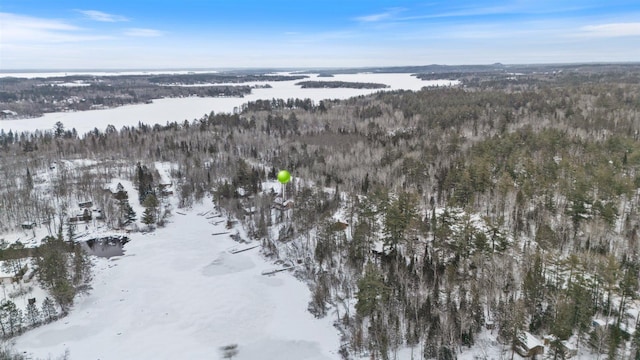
[356,262,388,318]
[135,162,155,204]
[632,320,640,360]
[383,191,417,252]
[54,121,65,138]
[0,302,8,337]
[33,236,76,311]
[120,200,137,226]
[7,303,23,336]
[25,301,41,327]
[142,193,159,226]
[142,207,155,227]
[522,251,545,312]
[72,242,92,291]
[41,297,58,323]
[0,301,23,336]
[25,168,33,192]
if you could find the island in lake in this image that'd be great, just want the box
[295,80,389,89]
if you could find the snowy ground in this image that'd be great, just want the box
[15,201,340,360]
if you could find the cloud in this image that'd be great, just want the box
[355,8,404,23]
[0,12,112,43]
[124,28,164,37]
[580,22,640,37]
[77,10,128,22]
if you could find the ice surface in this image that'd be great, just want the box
[15,203,340,360]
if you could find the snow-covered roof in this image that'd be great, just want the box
[519,332,543,349]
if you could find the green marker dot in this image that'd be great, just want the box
[277,170,291,184]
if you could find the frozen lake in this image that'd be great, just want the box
[16,204,341,360]
[0,73,458,136]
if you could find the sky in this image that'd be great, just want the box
[0,0,639,69]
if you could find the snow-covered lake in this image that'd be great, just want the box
[16,204,340,360]
[0,73,458,136]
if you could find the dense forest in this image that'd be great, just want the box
[2,65,640,359]
[295,81,389,89]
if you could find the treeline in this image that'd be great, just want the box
[295,81,389,89]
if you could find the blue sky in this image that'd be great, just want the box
[1,0,639,69]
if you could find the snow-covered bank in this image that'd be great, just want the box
[0,73,458,136]
[15,203,340,360]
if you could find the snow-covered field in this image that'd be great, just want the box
[0,73,458,136]
[15,202,340,360]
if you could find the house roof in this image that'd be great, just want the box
[519,331,543,349]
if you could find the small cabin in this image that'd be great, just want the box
[558,341,577,358]
[158,183,173,196]
[69,208,92,223]
[21,221,36,230]
[515,332,544,358]
[0,109,17,118]
[78,200,93,209]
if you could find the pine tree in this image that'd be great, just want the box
[142,193,159,226]
[356,262,388,317]
[34,236,76,311]
[25,167,33,192]
[7,303,23,335]
[1,301,23,336]
[25,301,41,327]
[0,302,8,337]
[142,207,155,227]
[54,121,65,138]
[41,297,58,323]
[119,200,137,226]
[522,251,544,312]
[136,162,154,204]
[72,242,92,291]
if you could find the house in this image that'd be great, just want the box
[69,208,92,223]
[0,265,15,285]
[21,221,36,230]
[485,320,495,330]
[515,332,544,358]
[331,221,349,231]
[93,208,104,220]
[559,341,578,358]
[78,200,93,209]
[0,274,13,285]
[158,183,173,196]
[0,109,18,119]
[592,319,607,328]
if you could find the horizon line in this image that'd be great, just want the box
[2,61,640,73]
